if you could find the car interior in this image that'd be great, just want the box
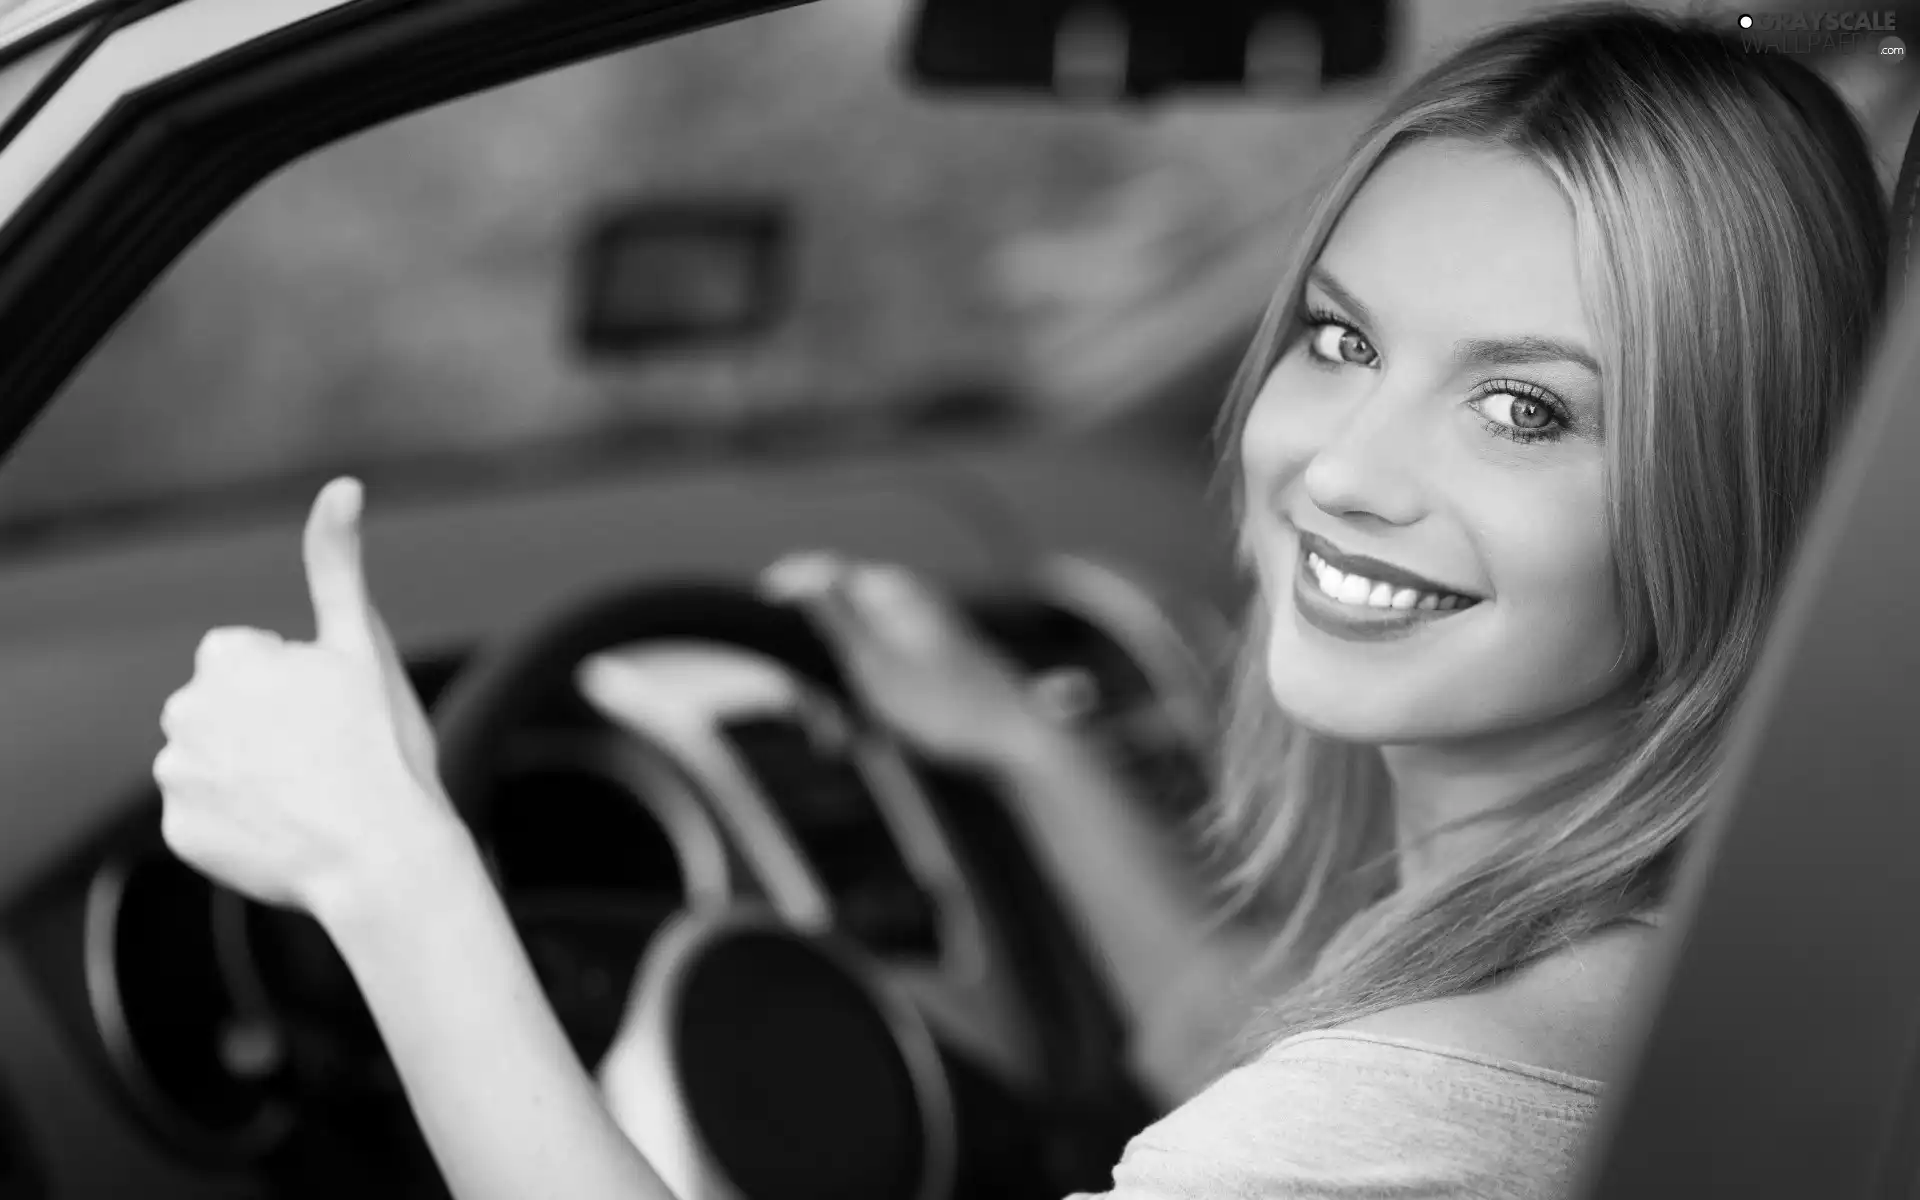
[0,1,1910,1198]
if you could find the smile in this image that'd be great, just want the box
[1305,551,1472,611]
[1290,531,1484,642]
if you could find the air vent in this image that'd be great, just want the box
[721,717,941,961]
[84,851,289,1158]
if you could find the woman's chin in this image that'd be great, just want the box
[1264,628,1470,745]
[1268,690,1448,745]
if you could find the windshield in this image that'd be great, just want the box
[0,0,1905,539]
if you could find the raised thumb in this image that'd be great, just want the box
[302,476,377,652]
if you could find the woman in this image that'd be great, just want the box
[153,6,1890,1198]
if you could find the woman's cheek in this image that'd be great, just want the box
[1239,361,1322,493]
[1238,383,1288,484]
[1486,486,1627,703]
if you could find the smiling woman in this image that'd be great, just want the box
[1246,139,1622,744]
[1035,10,1894,1196]
[141,6,1895,1200]
[1202,0,1887,1077]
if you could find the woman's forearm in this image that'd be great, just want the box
[988,723,1274,1101]
[310,806,674,1200]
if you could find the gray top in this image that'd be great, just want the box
[1068,1031,1604,1200]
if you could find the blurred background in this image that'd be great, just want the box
[0,0,1910,534]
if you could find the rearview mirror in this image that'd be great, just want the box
[904,0,1395,100]
[570,199,789,359]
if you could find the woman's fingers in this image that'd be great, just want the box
[303,477,383,659]
[765,553,982,661]
[762,552,874,650]
[841,565,952,651]
[762,554,1039,763]
[193,626,285,676]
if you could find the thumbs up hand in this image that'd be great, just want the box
[155,478,464,916]
[300,476,438,786]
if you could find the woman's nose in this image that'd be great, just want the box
[1297,388,1429,528]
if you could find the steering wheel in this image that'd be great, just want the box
[214,578,1149,1197]
[422,578,1151,1198]
[430,581,846,1053]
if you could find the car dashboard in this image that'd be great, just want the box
[0,444,1237,1199]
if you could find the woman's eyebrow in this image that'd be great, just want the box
[1452,336,1602,376]
[1307,268,1376,330]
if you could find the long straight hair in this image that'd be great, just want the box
[1203,6,1890,1058]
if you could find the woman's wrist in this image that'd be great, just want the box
[986,705,1092,780]
[304,790,483,947]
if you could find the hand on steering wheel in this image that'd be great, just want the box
[763,552,1049,767]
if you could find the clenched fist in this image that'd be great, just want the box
[155,477,463,917]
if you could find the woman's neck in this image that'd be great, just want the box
[1377,698,1628,893]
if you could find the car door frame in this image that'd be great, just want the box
[0,0,810,460]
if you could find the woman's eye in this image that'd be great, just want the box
[1472,387,1564,441]
[1307,321,1378,367]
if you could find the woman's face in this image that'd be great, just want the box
[1241,138,1632,745]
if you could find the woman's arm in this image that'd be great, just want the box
[156,479,674,1200]
[766,555,1278,1103]
[986,718,1276,1103]
[310,806,676,1200]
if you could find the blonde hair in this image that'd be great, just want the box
[1205,5,1889,1058]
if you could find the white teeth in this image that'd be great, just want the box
[1307,550,1467,612]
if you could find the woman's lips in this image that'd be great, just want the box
[1295,529,1483,601]
[1289,535,1484,643]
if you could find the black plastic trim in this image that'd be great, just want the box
[0,2,125,76]
[0,15,112,157]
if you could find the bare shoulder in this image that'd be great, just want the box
[1332,921,1662,1084]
